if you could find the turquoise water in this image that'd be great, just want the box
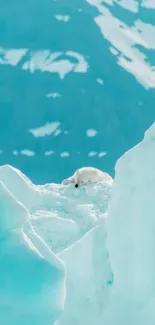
[0,0,155,184]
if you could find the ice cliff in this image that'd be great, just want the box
[0,163,112,325]
[0,123,155,325]
[103,122,155,325]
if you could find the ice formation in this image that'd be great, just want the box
[103,122,155,325]
[0,164,112,325]
[59,220,113,325]
[1,121,154,325]
[0,181,65,325]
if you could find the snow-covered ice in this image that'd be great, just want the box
[31,211,80,253]
[1,120,155,325]
[0,181,66,325]
[103,122,155,325]
[59,219,113,325]
[0,165,43,212]
[0,164,113,325]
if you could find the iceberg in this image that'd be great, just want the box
[0,164,112,325]
[0,180,66,325]
[31,211,80,253]
[59,219,113,325]
[103,122,155,325]
[0,164,43,212]
[1,120,154,325]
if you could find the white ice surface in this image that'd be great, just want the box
[103,122,155,325]
[31,211,80,253]
[0,164,113,325]
[0,181,66,325]
[59,218,113,325]
[1,122,155,324]
[0,165,43,212]
[0,164,112,247]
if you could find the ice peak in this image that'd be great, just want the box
[0,181,29,232]
[144,122,155,140]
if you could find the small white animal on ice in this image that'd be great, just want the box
[62,167,113,187]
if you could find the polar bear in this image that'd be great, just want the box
[62,167,113,187]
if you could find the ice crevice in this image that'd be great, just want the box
[0,122,155,324]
